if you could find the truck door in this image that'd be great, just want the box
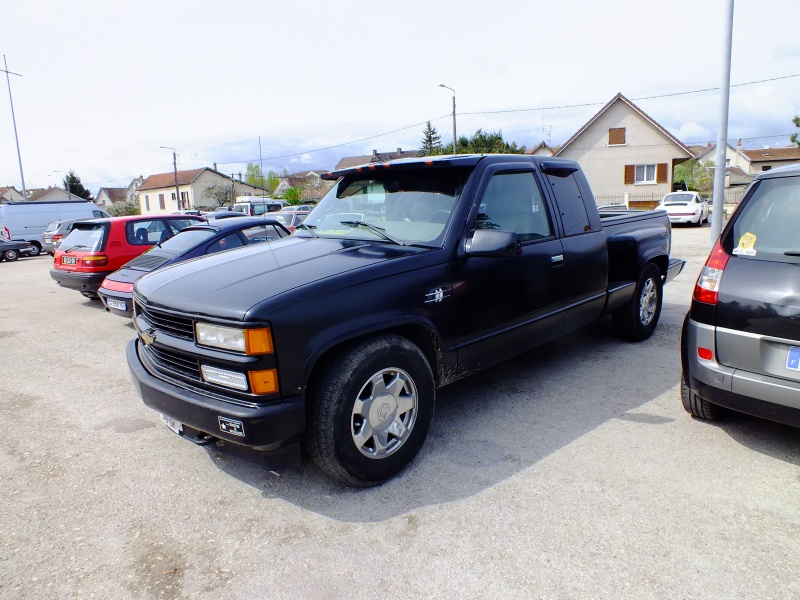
[452,164,565,373]
[541,167,608,333]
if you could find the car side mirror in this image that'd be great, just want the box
[465,229,520,257]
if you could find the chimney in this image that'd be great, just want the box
[397,147,402,154]
[372,149,377,158]
[213,162,218,171]
[737,139,742,152]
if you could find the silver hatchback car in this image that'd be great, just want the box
[681,164,800,427]
[43,218,101,255]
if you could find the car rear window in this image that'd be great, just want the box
[45,221,59,233]
[726,176,800,263]
[159,228,216,252]
[664,193,694,204]
[60,223,107,252]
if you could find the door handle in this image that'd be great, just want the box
[551,254,564,266]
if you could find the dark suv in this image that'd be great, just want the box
[682,164,800,427]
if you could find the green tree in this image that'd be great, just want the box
[674,159,714,193]
[441,129,525,155]
[419,121,442,155]
[107,200,140,217]
[245,163,266,188]
[791,116,800,147]
[284,186,304,203]
[62,170,92,200]
[266,170,280,193]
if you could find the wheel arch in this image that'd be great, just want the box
[299,320,445,398]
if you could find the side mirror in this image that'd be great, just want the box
[465,229,520,257]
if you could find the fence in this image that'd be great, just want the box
[594,187,748,210]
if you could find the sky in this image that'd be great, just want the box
[1,0,799,196]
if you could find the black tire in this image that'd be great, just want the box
[3,249,19,262]
[305,334,435,487]
[681,373,720,420]
[613,263,663,341]
[26,243,41,257]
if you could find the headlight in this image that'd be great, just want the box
[195,323,273,355]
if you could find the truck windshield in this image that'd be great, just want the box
[301,170,468,245]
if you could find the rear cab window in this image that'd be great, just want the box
[726,177,800,263]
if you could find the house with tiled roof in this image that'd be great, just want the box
[524,142,556,157]
[739,144,800,174]
[95,187,127,208]
[26,187,85,202]
[335,148,420,171]
[555,93,693,206]
[137,167,269,214]
[0,186,24,202]
[272,170,334,201]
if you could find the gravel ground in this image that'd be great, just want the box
[1,225,798,600]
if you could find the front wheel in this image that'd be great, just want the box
[3,249,19,262]
[613,263,663,341]
[305,334,435,487]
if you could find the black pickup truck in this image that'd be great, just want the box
[127,154,683,486]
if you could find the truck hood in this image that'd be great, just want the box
[134,236,430,320]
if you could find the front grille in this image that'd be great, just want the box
[135,298,195,340]
[142,343,202,382]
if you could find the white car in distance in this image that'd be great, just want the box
[658,191,709,226]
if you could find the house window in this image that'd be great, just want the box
[158,193,165,210]
[180,191,189,208]
[145,195,150,211]
[608,128,626,145]
[636,164,656,183]
[725,158,731,167]
[624,163,668,185]
[171,192,176,203]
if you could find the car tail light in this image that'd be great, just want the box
[53,234,63,241]
[82,255,109,267]
[101,279,134,293]
[694,239,729,305]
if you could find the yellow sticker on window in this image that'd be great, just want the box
[733,232,757,256]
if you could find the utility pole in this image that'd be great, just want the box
[160,146,181,209]
[2,55,27,201]
[710,0,735,246]
[439,84,457,155]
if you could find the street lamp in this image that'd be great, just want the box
[159,146,182,209]
[439,84,457,155]
[51,170,71,199]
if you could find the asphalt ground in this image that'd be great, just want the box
[1,225,798,599]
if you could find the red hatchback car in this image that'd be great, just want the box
[50,214,203,298]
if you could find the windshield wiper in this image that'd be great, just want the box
[784,251,800,256]
[64,244,90,253]
[295,223,319,238]
[339,221,406,245]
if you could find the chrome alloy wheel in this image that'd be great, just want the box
[351,368,418,459]
[639,277,658,326]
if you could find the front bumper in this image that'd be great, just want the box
[126,339,304,469]
[683,316,800,428]
[49,269,110,294]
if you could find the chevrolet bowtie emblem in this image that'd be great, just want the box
[140,328,156,346]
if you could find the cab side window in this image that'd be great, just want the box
[545,172,590,236]
[474,172,553,242]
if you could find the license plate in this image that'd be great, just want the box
[62,256,78,265]
[161,414,183,435]
[787,347,800,371]
[105,298,127,311]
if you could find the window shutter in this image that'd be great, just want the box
[656,163,668,184]
[624,165,635,185]
[609,128,626,145]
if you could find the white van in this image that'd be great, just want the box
[0,201,110,256]
[233,197,286,216]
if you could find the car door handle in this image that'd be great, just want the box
[551,254,564,266]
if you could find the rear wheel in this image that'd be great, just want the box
[3,249,19,262]
[26,243,41,256]
[681,373,721,420]
[305,334,435,487]
[613,263,663,341]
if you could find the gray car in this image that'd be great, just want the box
[681,164,800,427]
